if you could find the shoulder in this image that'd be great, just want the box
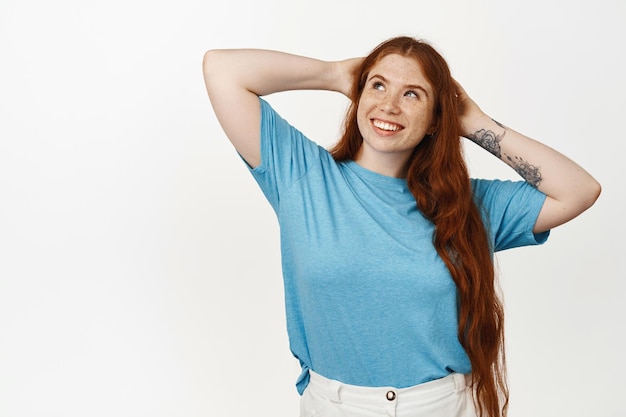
[470,178,548,228]
[470,178,545,203]
[470,178,550,250]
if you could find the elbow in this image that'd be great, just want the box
[202,49,221,81]
[576,177,602,214]
[202,49,232,91]
[537,177,601,232]
[585,178,602,209]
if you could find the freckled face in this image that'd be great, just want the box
[356,54,436,175]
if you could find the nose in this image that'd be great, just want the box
[380,92,400,114]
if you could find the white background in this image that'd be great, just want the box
[1,0,624,416]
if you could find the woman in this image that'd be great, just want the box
[202,36,600,417]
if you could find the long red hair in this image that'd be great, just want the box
[330,36,508,417]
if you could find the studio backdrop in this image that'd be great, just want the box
[0,0,624,416]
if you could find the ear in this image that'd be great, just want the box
[428,115,440,136]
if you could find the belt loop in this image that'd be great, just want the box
[328,379,342,403]
[453,373,466,393]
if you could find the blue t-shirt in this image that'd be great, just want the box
[247,98,549,394]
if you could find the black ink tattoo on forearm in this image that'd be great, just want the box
[467,120,507,159]
[468,120,542,188]
[505,155,543,188]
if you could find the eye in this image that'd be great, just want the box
[372,81,384,91]
[404,90,419,99]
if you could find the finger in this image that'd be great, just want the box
[452,79,468,98]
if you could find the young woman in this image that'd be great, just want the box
[202,36,600,417]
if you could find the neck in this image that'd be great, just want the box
[353,148,409,178]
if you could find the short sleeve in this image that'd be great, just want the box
[471,178,550,252]
[246,98,322,212]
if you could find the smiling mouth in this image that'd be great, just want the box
[372,119,403,132]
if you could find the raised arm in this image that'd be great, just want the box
[202,49,357,167]
[455,82,601,233]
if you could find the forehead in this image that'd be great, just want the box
[369,53,433,93]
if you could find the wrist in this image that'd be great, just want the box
[461,113,496,138]
[463,116,508,159]
[333,58,362,98]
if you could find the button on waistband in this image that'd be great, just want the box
[386,390,396,401]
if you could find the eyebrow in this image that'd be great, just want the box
[369,74,430,97]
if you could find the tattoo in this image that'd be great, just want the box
[505,155,543,188]
[468,120,506,158]
[468,120,542,188]
[492,119,506,129]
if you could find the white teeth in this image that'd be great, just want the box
[373,120,401,131]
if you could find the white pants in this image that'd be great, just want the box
[300,371,477,417]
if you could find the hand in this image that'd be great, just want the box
[335,57,363,98]
[454,79,490,137]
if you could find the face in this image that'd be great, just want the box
[355,53,436,177]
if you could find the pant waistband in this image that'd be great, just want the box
[307,371,470,406]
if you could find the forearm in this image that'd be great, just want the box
[466,116,595,194]
[203,49,348,97]
[465,115,601,229]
